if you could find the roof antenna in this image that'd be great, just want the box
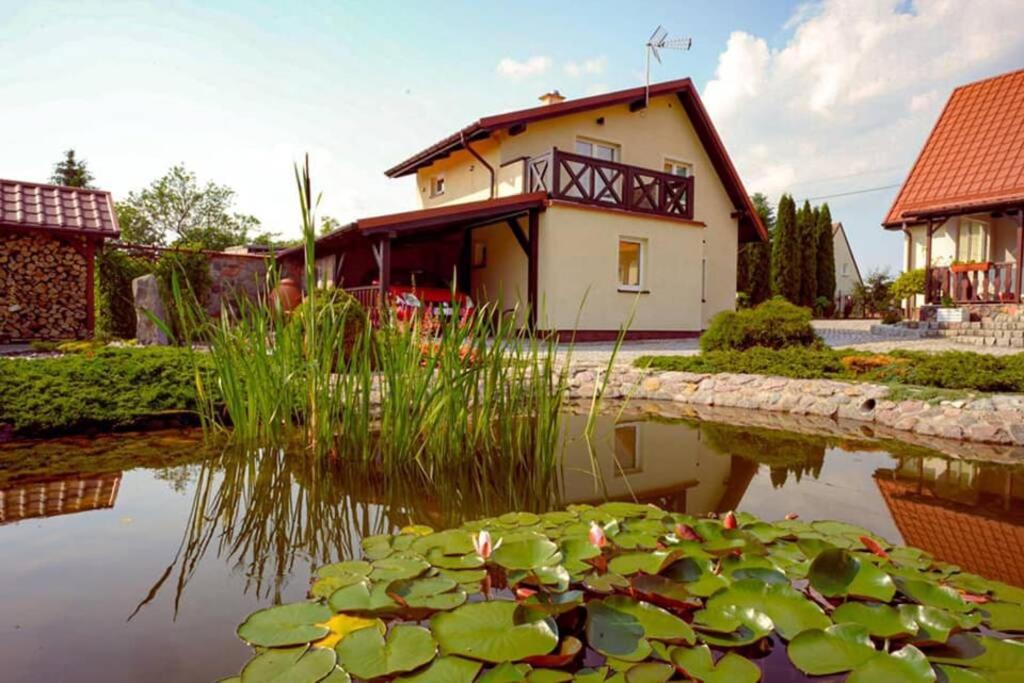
[645,25,692,105]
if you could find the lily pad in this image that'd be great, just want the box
[328,581,399,614]
[692,604,773,647]
[237,602,332,647]
[833,602,918,638]
[600,596,695,643]
[386,576,466,611]
[899,605,962,645]
[476,661,532,682]
[369,555,430,582]
[926,633,1024,674]
[808,548,860,597]
[897,577,970,613]
[704,579,829,641]
[431,600,559,663]
[622,661,674,682]
[980,602,1024,632]
[609,551,672,577]
[335,624,436,679]
[317,560,372,579]
[670,644,761,683]
[492,537,562,571]
[848,558,897,602]
[239,645,337,683]
[586,600,652,661]
[394,655,482,682]
[847,645,936,683]
[787,624,877,675]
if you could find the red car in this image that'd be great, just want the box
[383,270,474,323]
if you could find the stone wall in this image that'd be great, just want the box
[206,254,268,316]
[0,231,90,341]
[567,363,1024,448]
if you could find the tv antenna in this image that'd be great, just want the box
[645,25,692,104]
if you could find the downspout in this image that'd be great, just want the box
[461,132,495,199]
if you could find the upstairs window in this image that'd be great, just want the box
[430,175,446,197]
[618,238,644,291]
[958,218,989,262]
[576,138,619,162]
[664,160,692,177]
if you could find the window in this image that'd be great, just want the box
[664,160,692,177]
[958,218,989,262]
[315,255,336,288]
[842,262,850,276]
[576,138,619,161]
[430,175,446,197]
[618,238,644,291]
[613,424,641,475]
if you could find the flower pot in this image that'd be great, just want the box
[936,307,968,323]
[270,278,303,313]
[950,262,991,273]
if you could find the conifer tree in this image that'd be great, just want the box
[50,149,94,188]
[816,203,836,304]
[771,194,800,302]
[797,200,818,306]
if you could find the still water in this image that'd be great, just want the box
[0,409,1022,682]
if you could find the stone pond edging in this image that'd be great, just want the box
[566,364,1024,447]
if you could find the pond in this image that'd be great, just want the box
[0,408,1022,682]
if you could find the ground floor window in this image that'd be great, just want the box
[958,218,989,262]
[614,423,641,475]
[618,238,644,291]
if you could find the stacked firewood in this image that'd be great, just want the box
[0,232,89,341]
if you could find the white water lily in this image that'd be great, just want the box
[473,530,501,559]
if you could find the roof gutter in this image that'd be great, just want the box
[460,131,495,199]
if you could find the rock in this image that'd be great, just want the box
[133,274,169,345]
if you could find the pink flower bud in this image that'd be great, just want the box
[588,521,607,549]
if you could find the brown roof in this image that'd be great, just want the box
[384,79,767,242]
[278,192,550,259]
[0,178,120,237]
[883,68,1024,227]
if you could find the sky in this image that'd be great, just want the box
[2,0,1023,273]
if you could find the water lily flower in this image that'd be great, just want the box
[588,521,607,549]
[723,511,738,529]
[785,512,800,520]
[473,530,501,560]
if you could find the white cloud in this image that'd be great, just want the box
[701,0,1024,234]
[565,57,607,78]
[495,56,552,80]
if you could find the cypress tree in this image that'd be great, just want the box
[771,194,800,302]
[816,203,836,304]
[50,149,94,188]
[738,193,774,305]
[797,200,817,307]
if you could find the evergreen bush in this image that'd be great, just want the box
[700,297,819,352]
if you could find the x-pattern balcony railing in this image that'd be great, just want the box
[528,149,694,221]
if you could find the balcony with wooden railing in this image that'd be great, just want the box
[926,261,1021,304]
[527,149,695,221]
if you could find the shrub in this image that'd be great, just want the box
[700,297,818,352]
[96,248,152,339]
[154,249,212,341]
[289,287,368,361]
[0,347,207,435]
[638,347,846,379]
[891,268,925,305]
[886,351,1023,393]
[881,308,902,325]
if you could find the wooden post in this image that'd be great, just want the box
[528,209,539,331]
[1016,208,1024,303]
[925,219,934,304]
[458,228,472,295]
[85,238,96,339]
[378,234,392,302]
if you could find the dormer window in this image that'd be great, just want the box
[430,175,446,197]
[664,160,692,177]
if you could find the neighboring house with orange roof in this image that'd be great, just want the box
[832,222,863,311]
[0,179,120,341]
[279,79,766,338]
[883,68,1024,312]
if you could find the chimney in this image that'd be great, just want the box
[538,90,565,106]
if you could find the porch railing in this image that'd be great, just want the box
[527,149,695,221]
[926,261,1020,304]
[345,285,381,310]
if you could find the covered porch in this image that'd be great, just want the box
[909,204,1024,305]
[279,193,547,326]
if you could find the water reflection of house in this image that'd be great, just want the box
[876,458,1024,586]
[560,415,755,515]
[0,472,121,524]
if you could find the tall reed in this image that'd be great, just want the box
[165,158,576,469]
